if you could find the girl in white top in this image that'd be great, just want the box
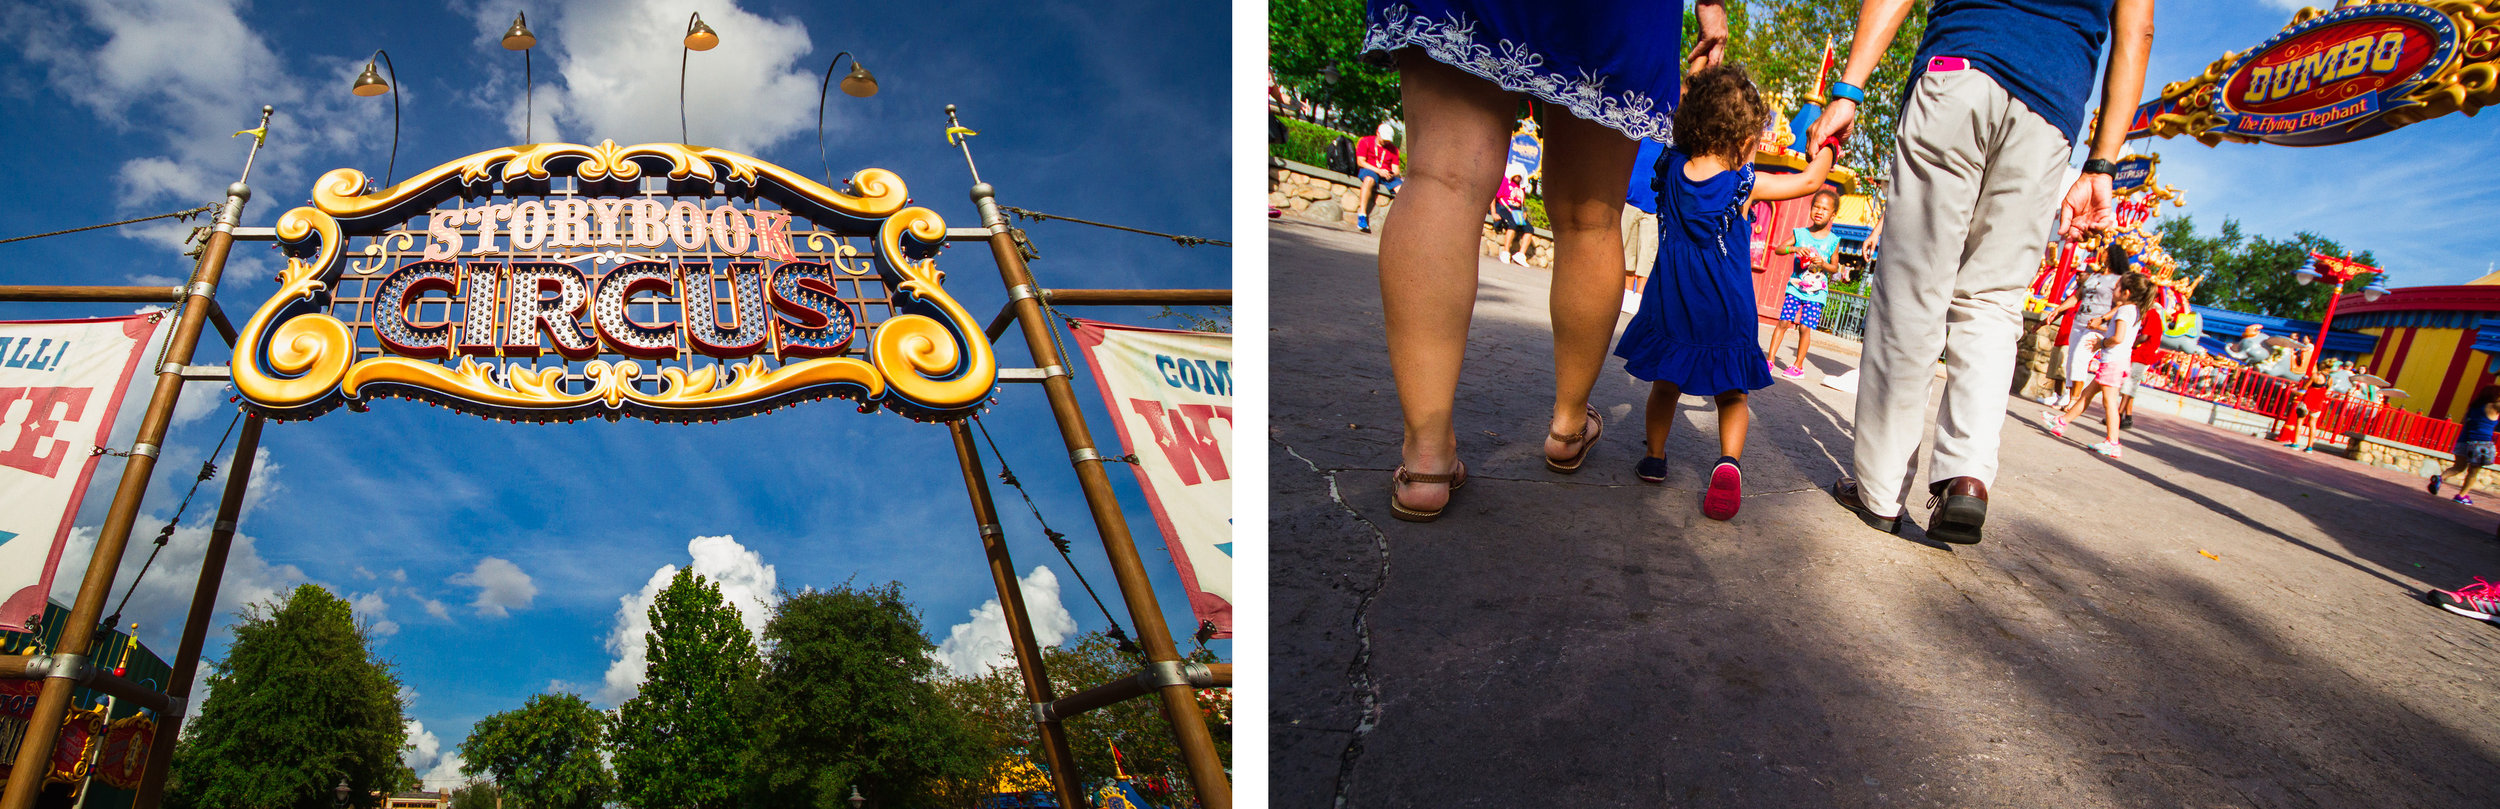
[2042,271,2152,458]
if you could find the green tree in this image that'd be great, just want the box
[164,584,411,809]
[746,583,986,808]
[458,693,612,809]
[443,780,502,809]
[1269,0,1402,132]
[608,568,761,809]
[943,631,1228,808]
[2154,215,2383,320]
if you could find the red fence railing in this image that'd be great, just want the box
[2139,349,2461,452]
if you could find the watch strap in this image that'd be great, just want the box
[2080,158,2117,176]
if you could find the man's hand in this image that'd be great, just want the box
[1689,1,1730,74]
[2059,171,2116,241]
[1806,99,1858,154]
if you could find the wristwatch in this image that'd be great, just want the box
[2080,158,2117,176]
[1827,81,1866,105]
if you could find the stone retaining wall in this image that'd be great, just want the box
[1269,157,1554,267]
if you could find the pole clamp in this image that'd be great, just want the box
[162,693,187,720]
[1006,284,1040,304]
[214,520,237,533]
[1070,447,1103,466]
[187,280,217,299]
[1031,701,1057,726]
[1140,659,1195,690]
[979,523,1005,541]
[36,653,92,683]
[130,443,161,459]
[160,362,186,377]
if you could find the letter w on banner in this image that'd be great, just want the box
[1069,319,1231,639]
[0,314,160,633]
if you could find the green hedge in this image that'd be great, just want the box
[1271,117,1354,169]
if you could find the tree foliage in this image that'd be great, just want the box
[165,584,411,809]
[608,568,761,809]
[1269,0,1402,133]
[941,631,1229,808]
[458,693,612,809]
[443,780,502,809]
[746,583,986,809]
[2153,215,2382,320]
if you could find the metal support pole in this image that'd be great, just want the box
[947,105,1230,809]
[1,105,267,809]
[129,414,264,809]
[946,422,1088,809]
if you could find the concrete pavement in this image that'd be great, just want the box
[1270,219,2500,808]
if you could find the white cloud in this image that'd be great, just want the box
[936,566,1078,677]
[414,594,452,621]
[459,0,827,152]
[47,521,307,655]
[450,557,538,618]
[594,535,778,706]
[353,591,397,637]
[403,717,468,789]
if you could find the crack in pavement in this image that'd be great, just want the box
[1279,439,1391,809]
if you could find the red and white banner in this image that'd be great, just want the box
[0,314,159,633]
[1070,319,1231,639]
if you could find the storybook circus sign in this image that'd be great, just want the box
[2129,1,2500,146]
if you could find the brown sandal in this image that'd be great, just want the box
[1388,461,1468,522]
[1544,404,1603,474]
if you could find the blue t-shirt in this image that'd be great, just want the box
[1907,0,2112,144]
[2466,407,2498,444]
[1785,228,1840,305]
[1625,139,1667,215]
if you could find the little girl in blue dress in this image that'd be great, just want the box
[1614,63,1839,521]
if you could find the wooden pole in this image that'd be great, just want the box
[949,105,1230,809]
[945,422,1088,809]
[1,106,269,809]
[129,415,265,809]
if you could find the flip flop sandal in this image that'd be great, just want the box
[1544,404,1604,474]
[1388,461,1468,522]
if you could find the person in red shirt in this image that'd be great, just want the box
[2118,301,2165,430]
[1355,121,1402,233]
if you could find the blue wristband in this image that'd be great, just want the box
[1828,81,1866,105]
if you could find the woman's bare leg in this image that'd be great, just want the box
[1380,57,1516,511]
[1539,110,1641,462]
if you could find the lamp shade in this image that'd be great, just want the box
[2362,277,2390,302]
[352,61,390,96]
[501,11,536,50]
[2294,265,2319,285]
[685,14,719,51]
[840,60,878,97]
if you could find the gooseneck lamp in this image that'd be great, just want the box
[816,51,879,182]
[351,50,399,188]
[680,11,719,144]
[503,10,538,143]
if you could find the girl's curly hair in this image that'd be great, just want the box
[1674,63,1771,164]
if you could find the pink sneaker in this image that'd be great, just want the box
[1702,457,1742,521]
[2040,409,2067,438]
[1781,364,1805,378]
[2430,578,2500,621]
[2090,441,2123,458]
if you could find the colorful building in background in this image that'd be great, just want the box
[0,601,169,809]
[2323,271,2500,421]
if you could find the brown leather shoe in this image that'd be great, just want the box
[1925,476,1988,545]
[1829,477,1900,534]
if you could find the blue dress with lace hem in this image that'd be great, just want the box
[1361,1,1682,143]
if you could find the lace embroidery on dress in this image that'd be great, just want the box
[1363,4,1674,143]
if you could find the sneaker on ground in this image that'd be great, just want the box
[1356,215,1370,232]
[2457,493,2477,505]
[1635,456,1667,484]
[2428,578,2500,621]
[2120,414,2134,430]
[1498,252,1514,265]
[2090,441,2122,458]
[1512,252,1528,265]
[2040,410,2067,437]
[1782,364,1806,378]
[2429,475,2444,496]
[1702,457,1742,520]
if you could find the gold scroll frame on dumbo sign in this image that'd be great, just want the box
[232,140,997,424]
[2125,1,2500,147]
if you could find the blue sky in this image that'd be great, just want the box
[2104,0,2500,285]
[0,0,1228,788]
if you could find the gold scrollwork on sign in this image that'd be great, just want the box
[233,141,996,424]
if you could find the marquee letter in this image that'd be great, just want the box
[668,201,709,251]
[423,208,462,261]
[768,261,855,357]
[708,205,751,255]
[457,262,502,356]
[502,263,599,359]
[2244,66,2273,104]
[679,262,770,357]
[550,199,592,248]
[2373,32,2405,73]
[627,200,668,248]
[748,210,796,262]
[468,204,510,255]
[374,260,460,358]
[593,262,680,358]
[589,199,628,246]
[510,201,546,250]
[2337,37,2371,81]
